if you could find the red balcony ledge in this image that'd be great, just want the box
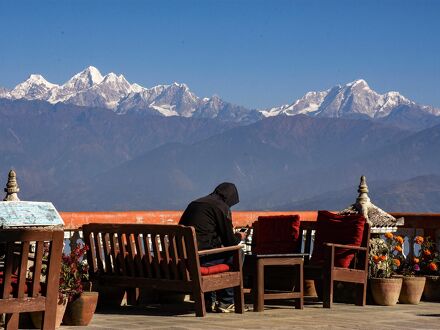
[60,210,440,232]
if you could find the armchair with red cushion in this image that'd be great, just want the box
[306,210,370,308]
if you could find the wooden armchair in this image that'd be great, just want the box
[0,228,64,330]
[304,210,370,308]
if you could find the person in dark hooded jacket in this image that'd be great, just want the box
[179,182,245,313]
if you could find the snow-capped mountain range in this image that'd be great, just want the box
[1,66,439,123]
[261,79,439,119]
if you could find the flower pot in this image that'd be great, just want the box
[399,276,426,304]
[31,297,67,328]
[63,291,99,326]
[423,275,440,302]
[370,277,402,306]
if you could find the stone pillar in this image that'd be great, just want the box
[3,169,20,201]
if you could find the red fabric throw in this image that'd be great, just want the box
[311,210,366,268]
[200,264,230,276]
[252,215,301,254]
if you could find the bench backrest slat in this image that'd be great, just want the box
[168,235,180,280]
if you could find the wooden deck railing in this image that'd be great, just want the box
[60,211,440,258]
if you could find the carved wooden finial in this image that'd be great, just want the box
[356,175,370,205]
[3,169,20,201]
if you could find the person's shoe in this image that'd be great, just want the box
[206,301,217,313]
[215,302,235,313]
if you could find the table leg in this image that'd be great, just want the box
[253,259,265,312]
[295,262,304,309]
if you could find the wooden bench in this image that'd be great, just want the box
[82,223,245,317]
[0,227,64,330]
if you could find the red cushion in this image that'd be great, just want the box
[0,272,43,295]
[311,210,366,268]
[200,264,230,276]
[252,215,301,254]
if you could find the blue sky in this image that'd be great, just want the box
[0,0,439,109]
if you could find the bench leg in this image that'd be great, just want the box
[295,263,304,310]
[323,273,333,308]
[253,259,264,312]
[193,290,206,317]
[233,285,244,314]
[5,313,19,330]
[355,282,367,306]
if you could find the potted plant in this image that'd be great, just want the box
[396,236,426,304]
[411,236,440,301]
[368,233,403,306]
[61,242,99,326]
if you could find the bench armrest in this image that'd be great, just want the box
[324,243,367,251]
[198,245,243,256]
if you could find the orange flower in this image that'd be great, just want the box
[415,236,424,245]
[424,250,432,256]
[428,262,438,271]
[384,232,393,239]
[373,255,380,264]
[413,257,419,264]
[395,236,404,245]
[380,255,387,261]
[393,259,401,267]
[394,245,403,252]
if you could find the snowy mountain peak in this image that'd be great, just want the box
[261,79,438,119]
[65,66,104,89]
[346,79,370,89]
[9,74,58,99]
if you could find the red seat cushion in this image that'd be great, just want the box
[200,264,230,276]
[0,271,43,295]
[252,215,301,254]
[311,210,366,268]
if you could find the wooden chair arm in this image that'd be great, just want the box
[198,245,243,256]
[324,243,367,251]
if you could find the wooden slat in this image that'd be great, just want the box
[117,233,128,275]
[17,241,30,298]
[263,292,302,300]
[83,229,98,275]
[176,234,190,281]
[0,296,46,313]
[125,233,137,276]
[160,234,171,280]
[143,234,153,278]
[103,233,114,274]
[201,272,241,292]
[93,232,105,274]
[168,234,180,280]
[31,241,44,297]
[332,269,367,283]
[151,234,162,278]
[2,242,15,298]
[133,233,145,277]
[110,233,120,275]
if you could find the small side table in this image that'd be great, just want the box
[247,253,306,312]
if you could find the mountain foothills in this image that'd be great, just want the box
[1,67,440,212]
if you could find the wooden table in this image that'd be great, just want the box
[246,253,306,312]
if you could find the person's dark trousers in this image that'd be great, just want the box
[200,249,245,307]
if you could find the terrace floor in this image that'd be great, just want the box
[60,299,440,330]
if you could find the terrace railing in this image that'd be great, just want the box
[60,211,440,258]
